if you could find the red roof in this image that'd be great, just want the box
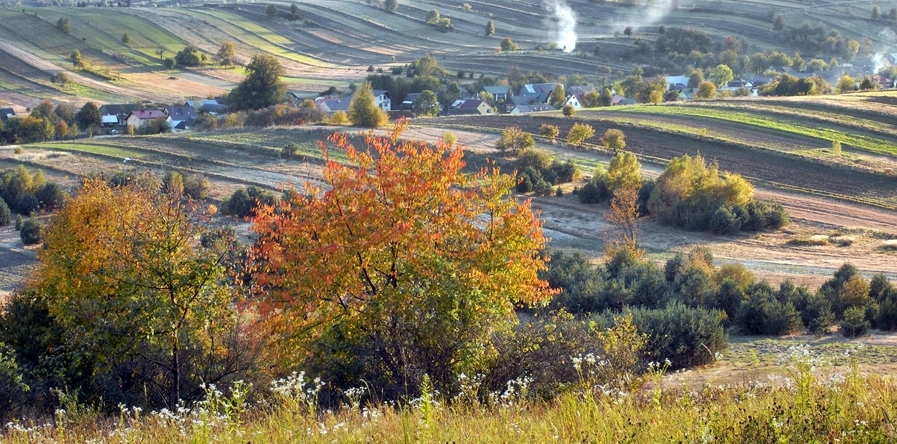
[129,110,165,119]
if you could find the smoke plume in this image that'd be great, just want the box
[544,0,577,53]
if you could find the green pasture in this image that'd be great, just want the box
[28,142,146,159]
[594,104,897,158]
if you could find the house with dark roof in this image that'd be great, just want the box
[401,93,422,109]
[125,110,167,127]
[99,103,142,125]
[0,108,15,121]
[318,97,352,115]
[518,83,558,103]
[446,99,493,115]
[166,104,197,122]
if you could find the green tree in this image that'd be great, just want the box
[56,17,72,33]
[582,90,601,108]
[566,123,595,147]
[70,49,82,68]
[426,9,440,25]
[412,90,441,117]
[251,122,553,393]
[75,102,101,130]
[174,45,203,67]
[601,128,626,152]
[599,88,613,106]
[228,54,286,111]
[121,32,131,44]
[540,124,560,140]
[348,81,388,128]
[550,84,567,108]
[872,5,880,20]
[605,151,642,193]
[485,20,495,36]
[695,81,717,99]
[384,0,398,13]
[495,126,534,154]
[290,2,299,17]
[648,88,663,105]
[709,64,734,87]
[266,3,277,17]
[773,14,785,31]
[29,180,239,409]
[624,26,633,38]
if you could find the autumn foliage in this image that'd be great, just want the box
[252,120,554,392]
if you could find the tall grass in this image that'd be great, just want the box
[3,347,896,443]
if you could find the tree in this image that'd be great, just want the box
[605,150,642,193]
[251,121,553,393]
[20,218,40,245]
[384,0,398,13]
[562,104,575,117]
[28,180,239,409]
[550,84,567,108]
[837,75,857,93]
[290,2,300,17]
[485,20,495,37]
[773,14,785,31]
[605,187,641,256]
[349,81,389,128]
[426,9,440,25]
[601,128,626,152]
[330,110,348,124]
[624,26,633,38]
[566,123,595,147]
[709,64,733,87]
[122,32,131,44]
[599,88,613,106]
[890,7,897,22]
[175,45,203,67]
[648,88,663,105]
[163,57,175,70]
[228,54,286,112]
[540,124,559,140]
[75,102,101,130]
[56,17,72,33]
[54,120,68,141]
[500,37,518,52]
[266,3,277,17]
[495,126,534,154]
[695,81,717,99]
[218,41,237,67]
[582,90,601,108]
[412,90,440,117]
[70,49,82,68]
[872,5,880,20]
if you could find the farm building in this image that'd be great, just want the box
[446,99,493,116]
[507,104,556,114]
[125,110,167,128]
[481,86,511,102]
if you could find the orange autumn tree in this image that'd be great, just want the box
[27,179,240,409]
[252,120,554,393]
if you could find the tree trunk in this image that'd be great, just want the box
[170,342,180,410]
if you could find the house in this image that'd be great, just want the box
[401,93,422,109]
[481,85,511,102]
[565,93,584,109]
[125,109,167,127]
[166,104,197,122]
[288,91,317,106]
[722,80,753,92]
[446,99,493,116]
[518,83,558,103]
[170,120,189,132]
[664,76,690,91]
[99,103,142,125]
[317,97,352,115]
[0,108,16,121]
[372,90,391,111]
[885,53,897,65]
[507,104,556,114]
[101,115,119,126]
[611,95,635,106]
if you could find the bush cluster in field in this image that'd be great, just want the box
[547,248,897,339]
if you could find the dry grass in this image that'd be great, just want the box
[881,239,897,251]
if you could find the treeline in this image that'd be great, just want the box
[545,247,897,362]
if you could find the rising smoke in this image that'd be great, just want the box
[544,0,577,53]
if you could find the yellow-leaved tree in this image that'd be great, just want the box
[27,179,241,409]
[251,120,554,394]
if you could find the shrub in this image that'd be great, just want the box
[516,149,553,172]
[566,123,595,147]
[516,167,552,195]
[283,142,302,158]
[550,160,580,183]
[841,306,869,337]
[330,111,348,125]
[540,124,560,140]
[0,200,9,226]
[735,282,803,335]
[184,174,211,200]
[600,302,728,369]
[496,126,534,154]
[876,297,897,331]
[16,193,39,216]
[800,292,834,335]
[14,214,22,231]
[223,186,277,218]
[709,206,741,235]
[20,218,41,245]
[562,104,575,117]
[162,171,185,196]
[35,183,65,211]
[578,179,608,204]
